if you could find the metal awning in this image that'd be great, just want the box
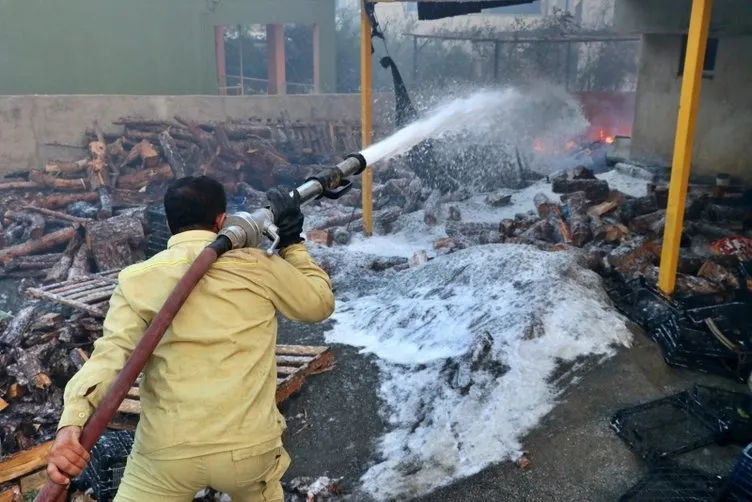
[366,1,537,21]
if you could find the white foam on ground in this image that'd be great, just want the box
[346,218,446,259]
[308,167,648,500]
[597,169,650,198]
[319,243,632,501]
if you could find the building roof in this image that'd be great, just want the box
[367,1,536,20]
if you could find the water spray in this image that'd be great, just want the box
[36,89,517,502]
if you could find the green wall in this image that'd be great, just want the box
[0,0,336,95]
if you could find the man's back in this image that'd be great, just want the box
[61,230,334,460]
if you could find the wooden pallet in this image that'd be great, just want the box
[25,270,120,318]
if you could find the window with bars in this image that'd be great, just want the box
[678,35,718,79]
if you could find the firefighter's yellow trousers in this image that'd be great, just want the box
[113,446,291,502]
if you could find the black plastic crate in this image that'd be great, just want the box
[606,277,679,332]
[740,261,752,288]
[75,430,134,501]
[651,307,752,383]
[721,443,752,502]
[144,196,249,258]
[619,463,726,502]
[689,386,752,446]
[144,204,169,258]
[610,389,729,465]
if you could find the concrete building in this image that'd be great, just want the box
[614,0,752,181]
[544,0,614,26]
[0,0,337,95]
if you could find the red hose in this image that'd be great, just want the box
[35,246,221,502]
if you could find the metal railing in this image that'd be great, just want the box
[218,74,316,95]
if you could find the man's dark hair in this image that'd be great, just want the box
[164,176,227,234]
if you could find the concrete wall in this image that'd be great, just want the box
[0,94,394,176]
[0,0,336,95]
[614,0,752,35]
[629,34,752,179]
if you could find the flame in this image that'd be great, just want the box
[564,141,577,151]
[597,129,615,144]
[533,138,544,153]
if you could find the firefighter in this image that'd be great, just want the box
[45,176,334,501]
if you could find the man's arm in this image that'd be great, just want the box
[264,242,335,323]
[49,282,147,484]
[58,283,148,429]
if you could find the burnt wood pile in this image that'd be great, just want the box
[0,305,104,459]
[0,116,391,281]
[308,164,752,304]
[496,169,750,300]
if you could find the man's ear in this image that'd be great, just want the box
[215,213,227,231]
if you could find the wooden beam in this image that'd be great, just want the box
[313,23,321,94]
[215,26,227,95]
[267,24,286,95]
[0,441,53,485]
[658,0,713,296]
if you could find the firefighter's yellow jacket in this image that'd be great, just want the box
[58,230,334,459]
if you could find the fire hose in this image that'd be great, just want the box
[34,152,368,502]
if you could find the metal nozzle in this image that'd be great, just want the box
[219,208,275,253]
[220,151,368,252]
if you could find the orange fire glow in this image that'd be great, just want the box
[598,129,615,144]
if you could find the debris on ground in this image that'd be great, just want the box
[515,452,531,470]
[1,112,751,501]
[284,476,346,501]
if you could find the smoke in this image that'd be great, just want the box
[382,82,591,191]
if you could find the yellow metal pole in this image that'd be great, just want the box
[658,0,713,296]
[360,4,374,237]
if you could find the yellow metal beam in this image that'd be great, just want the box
[360,5,374,236]
[658,0,713,295]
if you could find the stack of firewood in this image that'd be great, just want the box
[0,208,146,282]
[0,305,104,458]
[380,166,751,300]
[0,115,378,195]
[0,115,393,281]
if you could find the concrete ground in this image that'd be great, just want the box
[278,319,748,502]
[1,280,746,501]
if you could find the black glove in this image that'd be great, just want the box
[266,187,304,249]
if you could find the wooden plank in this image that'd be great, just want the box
[114,347,334,415]
[25,271,119,318]
[275,344,328,356]
[0,485,20,502]
[0,441,53,485]
[276,373,306,404]
[276,355,314,366]
[277,366,300,376]
[67,284,115,301]
[275,348,334,404]
[117,399,142,415]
